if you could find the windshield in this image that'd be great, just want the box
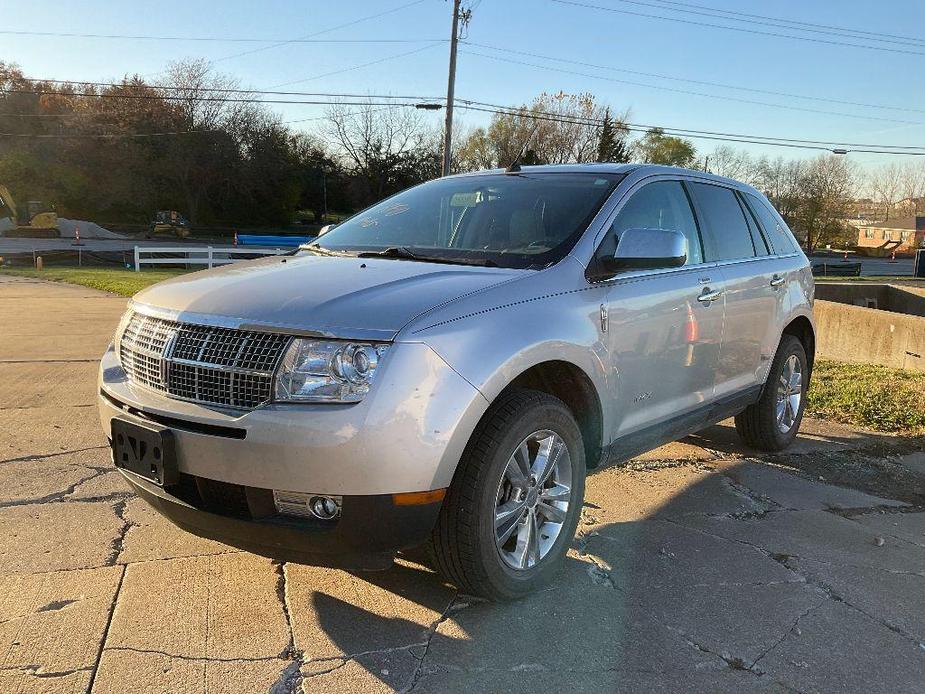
[307,172,623,269]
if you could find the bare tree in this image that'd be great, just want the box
[796,155,856,252]
[164,58,243,130]
[456,92,621,168]
[898,162,925,212]
[869,162,903,220]
[455,125,495,172]
[324,102,428,204]
[707,146,761,185]
[159,59,244,222]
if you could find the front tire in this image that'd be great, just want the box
[735,335,808,452]
[429,389,586,601]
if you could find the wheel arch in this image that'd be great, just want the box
[781,315,816,376]
[499,360,605,469]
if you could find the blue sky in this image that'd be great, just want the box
[4,0,923,170]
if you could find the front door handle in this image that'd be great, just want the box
[770,275,786,288]
[697,288,723,303]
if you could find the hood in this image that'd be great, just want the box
[132,253,525,340]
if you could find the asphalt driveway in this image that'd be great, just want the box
[1,274,924,693]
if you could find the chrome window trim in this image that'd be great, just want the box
[578,172,803,285]
[582,173,714,284]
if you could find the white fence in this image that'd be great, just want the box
[133,245,289,272]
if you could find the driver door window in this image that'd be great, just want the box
[609,181,704,266]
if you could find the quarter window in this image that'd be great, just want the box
[742,192,799,255]
[609,181,703,265]
[688,183,756,262]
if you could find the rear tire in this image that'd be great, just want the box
[735,335,808,452]
[428,389,585,601]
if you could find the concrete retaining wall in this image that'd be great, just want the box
[815,282,925,317]
[814,299,925,372]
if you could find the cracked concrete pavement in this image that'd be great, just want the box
[1,274,924,693]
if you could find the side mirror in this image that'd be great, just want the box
[317,224,336,236]
[602,227,687,273]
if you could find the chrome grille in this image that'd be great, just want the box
[118,312,290,409]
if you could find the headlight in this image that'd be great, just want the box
[274,339,389,403]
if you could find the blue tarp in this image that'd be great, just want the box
[236,234,315,247]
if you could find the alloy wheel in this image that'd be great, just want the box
[493,430,573,571]
[776,354,803,434]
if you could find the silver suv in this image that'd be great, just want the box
[99,164,814,600]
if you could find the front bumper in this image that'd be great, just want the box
[98,341,489,496]
[120,470,441,570]
[117,466,441,569]
[99,339,490,565]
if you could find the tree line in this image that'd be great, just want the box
[2,60,918,250]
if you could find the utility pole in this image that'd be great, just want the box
[442,0,462,177]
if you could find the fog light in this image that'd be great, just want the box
[273,490,342,520]
[310,496,340,520]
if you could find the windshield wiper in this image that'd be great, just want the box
[356,247,498,267]
[357,246,422,260]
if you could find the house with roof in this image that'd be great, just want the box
[856,216,925,255]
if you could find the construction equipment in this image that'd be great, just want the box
[147,210,191,239]
[0,184,59,238]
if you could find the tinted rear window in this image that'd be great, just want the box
[743,193,799,255]
[688,182,755,262]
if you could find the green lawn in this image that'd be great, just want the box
[0,267,187,297]
[808,359,925,434]
[815,277,925,283]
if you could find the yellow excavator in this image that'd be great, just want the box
[147,210,191,239]
[0,184,60,238]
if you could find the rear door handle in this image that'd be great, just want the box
[770,275,785,288]
[697,288,723,303]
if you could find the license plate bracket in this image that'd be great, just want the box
[111,417,178,487]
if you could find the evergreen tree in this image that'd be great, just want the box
[596,108,630,163]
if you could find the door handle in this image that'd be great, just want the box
[697,288,723,303]
[770,275,785,288]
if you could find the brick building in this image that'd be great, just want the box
[856,216,925,254]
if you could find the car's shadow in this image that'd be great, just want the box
[301,424,916,692]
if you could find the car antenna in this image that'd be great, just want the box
[506,122,540,173]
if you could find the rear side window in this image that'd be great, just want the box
[687,182,756,261]
[609,181,703,265]
[743,193,799,255]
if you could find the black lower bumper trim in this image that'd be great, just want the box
[101,389,246,440]
[120,470,442,571]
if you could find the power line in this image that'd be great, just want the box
[268,42,444,89]
[642,0,925,45]
[212,0,431,64]
[9,80,444,102]
[281,105,399,126]
[0,89,436,108]
[459,49,921,126]
[463,41,925,116]
[5,83,925,155]
[453,103,925,156]
[456,98,925,150]
[601,0,925,49]
[0,31,442,44]
[552,0,925,57]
